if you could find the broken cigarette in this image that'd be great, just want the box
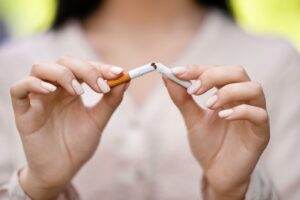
[107,63,156,88]
[155,63,192,88]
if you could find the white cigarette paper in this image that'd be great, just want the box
[128,63,156,79]
[155,63,192,88]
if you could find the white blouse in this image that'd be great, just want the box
[0,10,300,200]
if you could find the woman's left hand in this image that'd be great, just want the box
[163,65,270,200]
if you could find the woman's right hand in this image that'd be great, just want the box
[10,56,127,200]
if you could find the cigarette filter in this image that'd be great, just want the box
[107,63,156,87]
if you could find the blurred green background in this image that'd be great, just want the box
[0,0,300,49]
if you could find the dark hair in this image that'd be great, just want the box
[52,0,230,29]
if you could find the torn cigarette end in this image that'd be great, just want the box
[155,63,192,88]
[107,73,131,88]
[151,63,157,69]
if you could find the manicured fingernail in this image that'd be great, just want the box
[218,109,233,118]
[97,78,110,93]
[187,80,201,94]
[110,66,124,75]
[206,95,218,108]
[40,81,56,92]
[71,79,84,95]
[171,66,187,75]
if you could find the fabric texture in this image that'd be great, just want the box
[1,9,300,199]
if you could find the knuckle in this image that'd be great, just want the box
[26,78,36,88]
[58,67,73,80]
[25,76,36,87]
[202,70,214,82]
[188,64,199,72]
[238,104,249,115]
[225,84,240,97]
[31,63,42,74]
[234,65,247,77]
[218,85,239,104]
[217,86,228,99]
[56,56,70,64]
[261,110,269,122]
[10,77,35,96]
[252,81,264,95]
[85,66,99,77]
[97,63,109,71]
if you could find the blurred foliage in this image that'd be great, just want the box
[231,0,300,50]
[0,0,299,49]
[0,0,56,37]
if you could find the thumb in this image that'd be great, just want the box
[163,77,204,126]
[89,83,128,129]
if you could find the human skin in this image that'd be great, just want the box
[10,0,269,199]
[10,57,127,199]
[83,0,204,103]
[11,62,269,200]
[164,64,270,199]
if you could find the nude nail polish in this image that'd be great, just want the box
[206,95,218,108]
[97,78,111,93]
[171,66,187,75]
[71,79,84,95]
[187,80,201,94]
[40,81,57,92]
[218,109,234,118]
[110,66,124,75]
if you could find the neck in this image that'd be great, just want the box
[84,0,204,32]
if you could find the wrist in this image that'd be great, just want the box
[203,178,249,200]
[205,186,247,200]
[19,167,67,200]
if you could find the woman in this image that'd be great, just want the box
[0,0,300,199]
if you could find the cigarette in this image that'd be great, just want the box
[155,63,192,88]
[107,63,156,87]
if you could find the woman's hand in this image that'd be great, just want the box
[164,65,270,200]
[10,56,127,200]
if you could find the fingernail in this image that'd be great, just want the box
[40,81,56,92]
[187,80,201,94]
[171,66,187,75]
[218,109,233,118]
[206,95,218,108]
[97,78,111,93]
[110,66,124,75]
[71,79,84,95]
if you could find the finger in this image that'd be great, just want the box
[206,81,266,109]
[10,77,56,114]
[195,65,251,95]
[88,83,129,129]
[163,76,204,125]
[218,104,269,126]
[171,64,214,80]
[57,56,123,93]
[88,61,124,80]
[31,63,83,95]
[57,56,103,93]
[174,65,250,95]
